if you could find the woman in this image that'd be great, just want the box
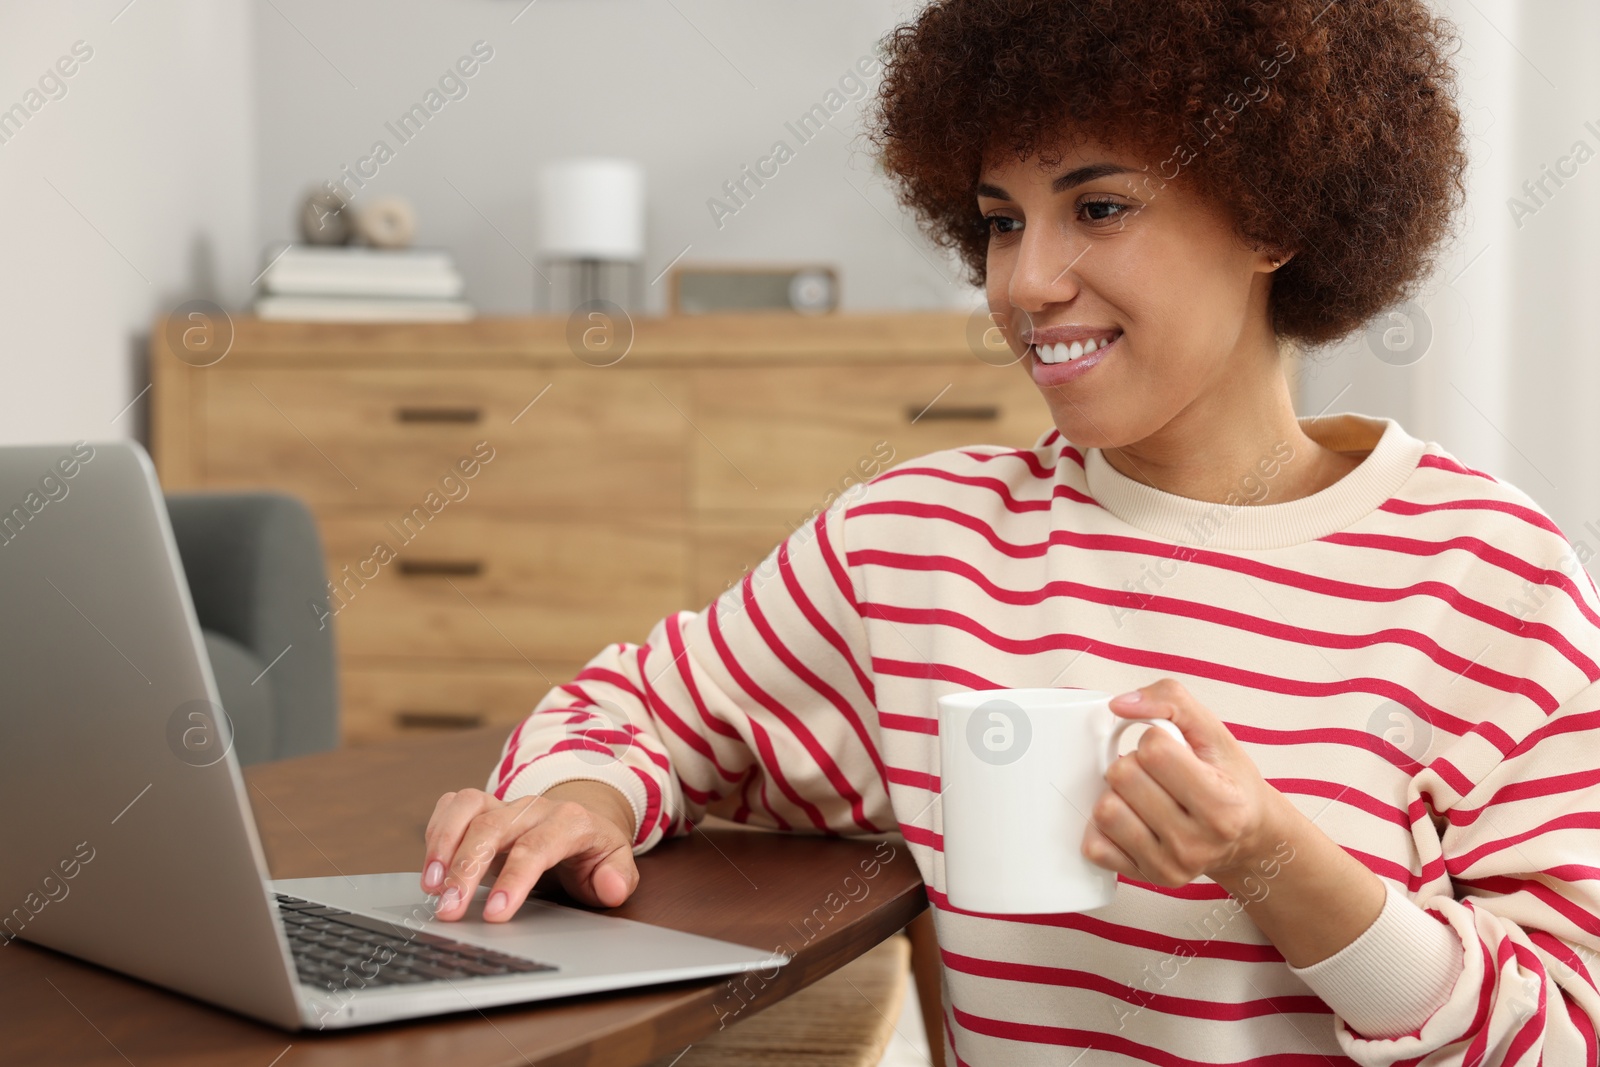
[420,1,1600,1063]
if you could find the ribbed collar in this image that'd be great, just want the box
[1078,413,1427,549]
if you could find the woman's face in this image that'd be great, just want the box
[977,136,1282,450]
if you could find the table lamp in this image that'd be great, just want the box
[538,158,645,314]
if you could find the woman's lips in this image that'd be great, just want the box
[1028,333,1120,386]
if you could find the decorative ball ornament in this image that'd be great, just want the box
[355,195,417,249]
[298,187,352,245]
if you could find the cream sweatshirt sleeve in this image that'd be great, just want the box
[1291,676,1600,1065]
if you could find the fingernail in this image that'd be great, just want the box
[486,891,508,917]
[424,861,444,889]
[441,886,460,911]
[1113,690,1143,704]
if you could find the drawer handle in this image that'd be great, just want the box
[397,559,484,577]
[395,406,482,424]
[906,403,1000,422]
[395,711,486,730]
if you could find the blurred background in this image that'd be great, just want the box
[3,4,1598,1061]
[3,0,1599,544]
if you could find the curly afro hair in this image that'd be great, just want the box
[865,0,1470,350]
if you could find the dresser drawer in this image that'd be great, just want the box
[318,511,690,660]
[199,367,689,511]
[340,659,589,744]
[690,363,1047,513]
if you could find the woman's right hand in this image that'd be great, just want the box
[420,780,640,921]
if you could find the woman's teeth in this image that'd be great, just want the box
[1033,333,1120,365]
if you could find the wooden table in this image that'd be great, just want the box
[0,727,927,1066]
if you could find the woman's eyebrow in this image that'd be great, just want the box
[976,162,1138,200]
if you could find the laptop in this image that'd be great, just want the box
[0,440,785,1030]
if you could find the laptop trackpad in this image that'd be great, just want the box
[271,872,783,977]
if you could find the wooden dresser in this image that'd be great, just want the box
[150,314,1050,745]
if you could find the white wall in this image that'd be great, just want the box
[8,0,1596,539]
[251,0,973,316]
[1299,0,1600,547]
[0,0,256,446]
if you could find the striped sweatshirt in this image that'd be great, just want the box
[489,411,1600,1066]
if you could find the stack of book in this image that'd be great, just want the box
[253,245,473,321]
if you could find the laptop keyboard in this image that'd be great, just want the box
[274,893,556,992]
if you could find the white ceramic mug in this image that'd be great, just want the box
[937,687,1190,914]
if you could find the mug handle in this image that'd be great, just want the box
[1101,715,1189,774]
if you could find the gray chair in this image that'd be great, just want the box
[164,491,338,765]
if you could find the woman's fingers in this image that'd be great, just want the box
[484,799,638,918]
[421,788,508,895]
[422,782,641,921]
[435,796,542,919]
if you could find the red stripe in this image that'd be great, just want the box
[961,447,1057,480]
[848,500,1600,680]
[704,597,836,833]
[872,656,1002,692]
[1457,875,1600,937]
[776,533,887,785]
[812,511,873,690]
[663,613,741,740]
[1443,933,1500,1055]
[1503,941,1549,1066]
[900,822,942,850]
[751,769,792,831]
[491,742,614,800]
[1419,452,1497,482]
[567,664,649,703]
[927,888,1285,963]
[730,771,753,825]
[629,764,665,845]
[1234,723,1422,775]
[1573,986,1600,1064]
[1379,496,1566,539]
[1527,928,1599,996]
[786,513,876,705]
[879,711,938,735]
[1431,756,1477,797]
[738,576,882,833]
[1269,777,1409,826]
[1449,768,1600,827]
[951,1005,1334,1064]
[1512,710,1600,760]
[1338,846,1418,886]
[942,1005,973,1067]
[819,508,870,617]
[852,546,1555,715]
[1323,527,1600,633]
[1125,879,1234,901]
[887,765,939,792]
[940,948,1330,1020]
[637,634,746,786]
[870,464,1095,510]
[862,599,1483,745]
[1451,816,1600,891]
[495,717,529,788]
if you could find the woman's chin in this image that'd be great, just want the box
[1042,407,1152,452]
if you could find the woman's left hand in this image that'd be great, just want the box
[1083,678,1290,887]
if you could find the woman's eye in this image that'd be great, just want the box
[985,215,1021,237]
[1080,199,1129,224]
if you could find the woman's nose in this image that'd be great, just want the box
[1007,227,1086,313]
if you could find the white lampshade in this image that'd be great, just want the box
[538,158,645,261]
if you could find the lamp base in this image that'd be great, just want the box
[542,257,641,315]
